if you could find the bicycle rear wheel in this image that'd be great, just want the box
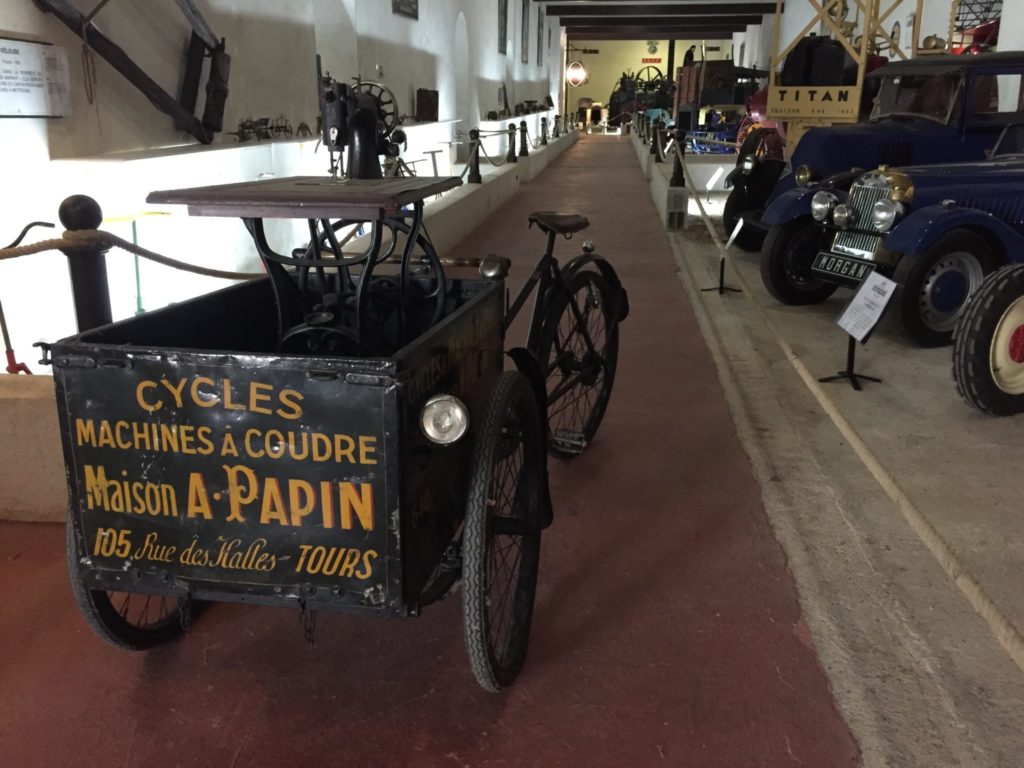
[537,269,619,458]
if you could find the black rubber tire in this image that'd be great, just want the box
[722,184,765,253]
[893,229,994,348]
[953,264,1024,416]
[462,371,544,692]
[66,514,186,650]
[536,269,619,458]
[759,216,838,305]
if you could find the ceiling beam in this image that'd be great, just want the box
[547,3,775,16]
[567,27,738,39]
[555,15,762,26]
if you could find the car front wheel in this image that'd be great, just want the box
[894,229,994,347]
[759,216,837,305]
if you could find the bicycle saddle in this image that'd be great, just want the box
[528,211,589,235]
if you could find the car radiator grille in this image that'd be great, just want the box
[833,181,888,258]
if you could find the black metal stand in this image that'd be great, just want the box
[701,256,741,294]
[818,335,881,391]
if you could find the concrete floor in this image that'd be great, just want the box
[0,137,861,767]
[672,187,1024,766]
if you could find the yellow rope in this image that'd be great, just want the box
[0,229,264,281]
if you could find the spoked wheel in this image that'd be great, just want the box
[635,65,664,90]
[463,371,545,692]
[351,80,399,137]
[537,269,619,458]
[66,515,188,650]
[953,264,1024,416]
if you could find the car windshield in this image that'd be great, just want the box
[871,73,961,123]
[993,123,1024,156]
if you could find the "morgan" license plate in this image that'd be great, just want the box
[812,251,874,285]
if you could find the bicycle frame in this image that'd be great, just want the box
[503,229,603,361]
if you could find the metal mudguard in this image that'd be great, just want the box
[882,205,1024,258]
[761,187,837,228]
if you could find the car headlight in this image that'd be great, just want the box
[420,395,469,444]
[871,199,904,232]
[741,155,756,174]
[832,203,856,228]
[811,190,839,222]
[795,165,813,187]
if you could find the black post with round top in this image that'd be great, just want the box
[58,195,113,332]
[506,123,518,163]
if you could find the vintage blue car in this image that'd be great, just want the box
[730,52,1024,253]
[769,123,1024,347]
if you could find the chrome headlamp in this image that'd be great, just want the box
[810,190,839,222]
[741,155,756,174]
[420,395,469,444]
[795,164,814,187]
[871,199,904,232]
[832,203,856,228]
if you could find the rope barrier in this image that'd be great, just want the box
[522,125,543,150]
[0,230,264,280]
[458,142,479,179]
[477,141,508,168]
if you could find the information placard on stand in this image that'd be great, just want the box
[837,271,897,342]
[819,271,897,391]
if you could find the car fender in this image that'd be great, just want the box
[882,205,1024,259]
[762,187,847,227]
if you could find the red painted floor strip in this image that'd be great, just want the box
[0,136,859,767]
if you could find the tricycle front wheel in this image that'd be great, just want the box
[66,514,189,650]
[463,371,544,692]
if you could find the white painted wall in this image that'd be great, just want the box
[0,0,568,369]
[997,1,1024,52]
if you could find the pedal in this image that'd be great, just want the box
[550,429,587,454]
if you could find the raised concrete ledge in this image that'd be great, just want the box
[0,376,66,522]
[630,131,734,230]
[0,130,579,523]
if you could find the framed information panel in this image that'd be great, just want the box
[0,37,70,117]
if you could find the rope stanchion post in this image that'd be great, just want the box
[540,116,549,145]
[650,119,665,162]
[682,162,741,296]
[670,122,686,187]
[641,114,649,145]
[58,195,113,331]
[506,123,518,163]
[518,120,529,158]
[467,129,483,184]
[552,114,561,138]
